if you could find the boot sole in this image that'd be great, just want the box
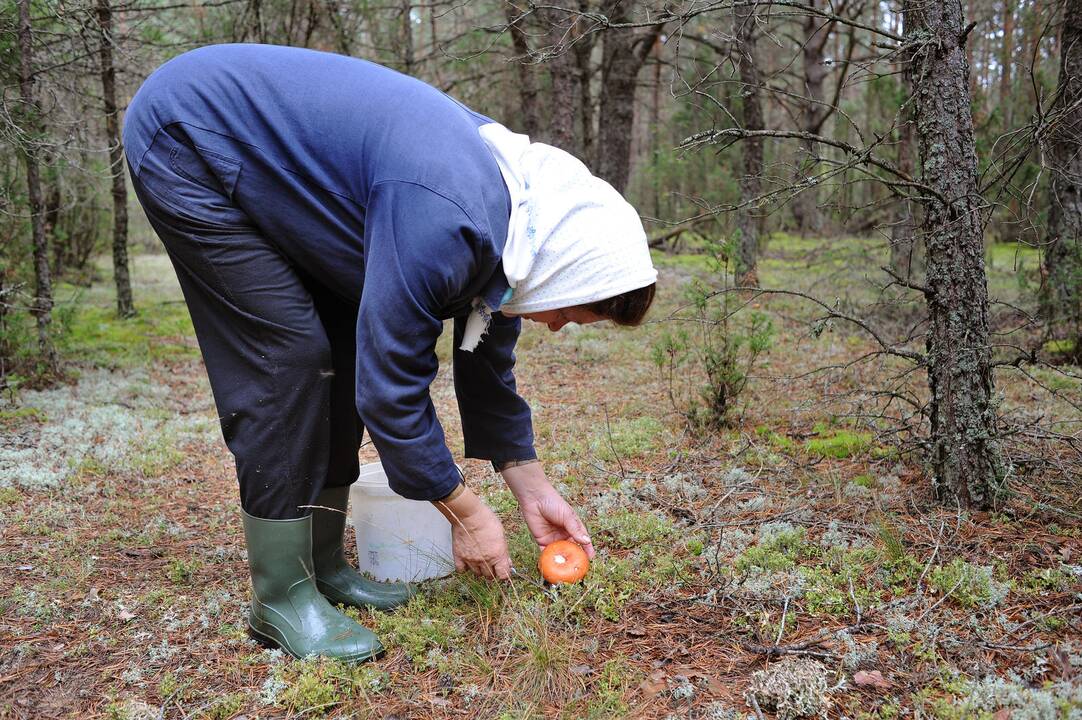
[247,622,384,664]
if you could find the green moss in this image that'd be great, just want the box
[852,474,878,489]
[1042,338,1077,356]
[592,417,667,461]
[1018,567,1072,594]
[131,434,185,477]
[0,487,23,506]
[369,595,463,669]
[805,430,873,459]
[649,248,714,272]
[574,555,637,621]
[166,557,202,585]
[756,425,795,450]
[800,547,882,616]
[484,488,519,516]
[271,657,389,716]
[928,558,1006,608]
[57,301,198,368]
[985,240,1039,269]
[595,509,677,549]
[562,657,634,719]
[735,525,809,573]
[881,553,923,591]
[0,406,46,430]
[197,693,245,720]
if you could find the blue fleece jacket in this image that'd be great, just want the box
[123,43,534,500]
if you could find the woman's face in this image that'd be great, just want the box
[506,307,606,332]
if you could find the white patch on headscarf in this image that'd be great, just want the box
[459,122,657,352]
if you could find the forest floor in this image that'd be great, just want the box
[1,234,1080,719]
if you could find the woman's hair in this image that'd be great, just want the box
[583,282,656,327]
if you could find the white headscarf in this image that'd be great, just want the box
[459,122,657,351]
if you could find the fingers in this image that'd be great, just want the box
[492,556,512,581]
[566,517,595,558]
[550,502,595,559]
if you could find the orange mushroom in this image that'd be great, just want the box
[538,540,590,584]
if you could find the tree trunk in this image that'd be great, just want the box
[574,23,597,163]
[97,0,135,318]
[792,1,827,235]
[44,176,62,277]
[595,2,664,193]
[905,0,1004,509]
[1043,0,1082,360]
[1000,0,1014,127]
[538,6,582,153]
[506,4,540,138]
[15,0,57,371]
[734,0,764,286]
[890,63,923,280]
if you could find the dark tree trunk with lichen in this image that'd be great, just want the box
[97,0,135,318]
[792,1,827,235]
[904,0,1004,509]
[595,2,664,193]
[16,0,58,370]
[1043,0,1082,361]
[734,0,764,285]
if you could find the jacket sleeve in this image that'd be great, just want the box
[355,181,482,501]
[452,311,535,466]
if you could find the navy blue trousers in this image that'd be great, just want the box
[131,126,362,520]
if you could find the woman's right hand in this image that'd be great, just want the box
[432,485,512,580]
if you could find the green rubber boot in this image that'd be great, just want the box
[242,509,382,662]
[312,485,416,611]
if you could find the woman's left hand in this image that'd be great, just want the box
[502,462,595,558]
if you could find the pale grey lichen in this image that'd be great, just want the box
[959,675,1082,719]
[671,677,696,701]
[259,672,288,705]
[660,472,710,501]
[836,629,879,671]
[745,657,832,720]
[819,519,866,550]
[0,368,217,491]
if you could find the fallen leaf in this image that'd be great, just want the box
[695,675,726,695]
[639,670,666,697]
[853,670,891,690]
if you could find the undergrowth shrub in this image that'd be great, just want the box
[652,237,773,430]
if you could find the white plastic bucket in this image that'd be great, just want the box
[349,461,454,583]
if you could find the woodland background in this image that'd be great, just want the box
[1,0,1081,718]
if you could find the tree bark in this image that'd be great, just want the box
[734,0,764,286]
[890,40,923,281]
[97,0,135,319]
[1043,0,1082,360]
[15,0,57,370]
[792,1,828,235]
[904,0,1004,509]
[506,4,540,138]
[595,1,664,193]
[538,6,582,153]
[1000,0,1014,128]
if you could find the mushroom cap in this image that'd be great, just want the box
[538,540,590,584]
